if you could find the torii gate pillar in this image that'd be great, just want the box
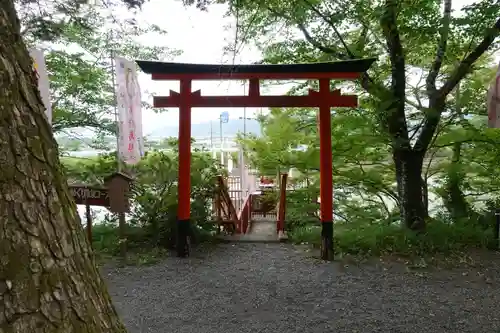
[177,79,193,256]
[317,78,334,259]
[137,58,376,259]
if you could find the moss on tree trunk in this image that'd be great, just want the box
[0,1,127,332]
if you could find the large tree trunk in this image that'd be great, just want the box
[0,2,127,332]
[393,149,427,230]
[380,0,428,230]
[442,142,476,222]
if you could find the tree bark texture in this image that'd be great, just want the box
[0,2,127,332]
[393,149,426,230]
[380,0,428,230]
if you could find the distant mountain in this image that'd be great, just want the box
[149,118,261,139]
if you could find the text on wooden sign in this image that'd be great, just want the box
[69,185,110,207]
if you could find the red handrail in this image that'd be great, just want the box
[238,194,252,234]
[216,175,240,234]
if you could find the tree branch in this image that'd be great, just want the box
[356,162,400,203]
[298,0,385,94]
[426,110,460,148]
[380,0,410,146]
[426,0,452,96]
[432,137,500,148]
[299,20,425,112]
[438,17,500,99]
[296,23,346,58]
[268,1,386,98]
[423,145,442,182]
[300,0,356,58]
[409,119,425,142]
[464,189,500,198]
[302,0,388,55]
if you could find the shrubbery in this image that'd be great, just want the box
[288,216,496,257]
[280,174,498,258]
[90,222,215,257]
[63,145,223,257]
[63,146,499,262]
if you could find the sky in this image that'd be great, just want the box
[126,0,494,136]
[132,1,290,136]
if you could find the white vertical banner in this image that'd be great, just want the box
[488,62,500,128]
[115,56,144,165]
[29,49,52,125]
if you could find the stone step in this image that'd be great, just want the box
[216,235,281,243]
[216,220,279,243]
[249,220,276,237]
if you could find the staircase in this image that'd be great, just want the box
[215,173,288,243]
[217,216,279,243]
[243,216,279,242]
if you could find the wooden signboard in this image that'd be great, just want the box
[69,185,110,207]
[68,172,133,255]
[104,172,133,259]
[104,172,133,213]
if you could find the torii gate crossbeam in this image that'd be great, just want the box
[137,58,376,260]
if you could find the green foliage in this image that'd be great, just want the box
[210,0,500,229]
[20,0,500,257]
[91,223,173,265]
[130,151,220,248]
[91,222,121,254]
[237,68,499,257]
[19,0,181,150]
[284,186,320,228]
[63,152,118,184]
[62,149,223,254]
[289,218,495,257]
[241,106,398,225]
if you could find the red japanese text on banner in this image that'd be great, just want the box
[115,56,144,164]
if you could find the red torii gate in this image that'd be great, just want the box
[136,59,376,260]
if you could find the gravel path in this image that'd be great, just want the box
[102,243,500,333]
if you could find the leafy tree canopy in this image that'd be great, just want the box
[207,0,500,229]
[18,0,181,149]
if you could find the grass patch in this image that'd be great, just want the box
[89,222,218,265]
[288,220,495,258]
